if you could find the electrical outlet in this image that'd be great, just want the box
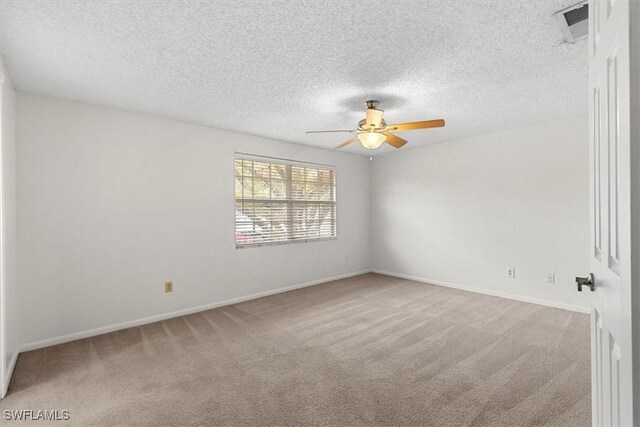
[506,267,516,279]
[546,273,556,283]
[164,281,173,293]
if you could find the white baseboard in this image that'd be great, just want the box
[2,349,19,398]
[18,268,589,353]
[18,269,371,353]
[8,268,587,396]
[372,269,590,314]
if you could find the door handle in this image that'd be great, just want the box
[576,273,595,292]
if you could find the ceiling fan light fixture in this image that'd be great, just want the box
[358,131,386,149]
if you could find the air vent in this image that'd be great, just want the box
[554,1,589,43]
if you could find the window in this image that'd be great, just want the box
[235,154,336,248]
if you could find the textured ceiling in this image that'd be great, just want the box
[0,0,587,154]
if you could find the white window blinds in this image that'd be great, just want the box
[235,155,337,248]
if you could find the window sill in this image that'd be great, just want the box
[236,236,337,249]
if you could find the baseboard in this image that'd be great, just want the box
[2,349,19,398]
[19,269,371,353]
[19,268,589,353]
[11,267,587,394]
[372,269,590,314]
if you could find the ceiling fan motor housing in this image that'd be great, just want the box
[358,118,386,130]
[362,100,385,129]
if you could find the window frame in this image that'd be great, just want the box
[234,153,337,249]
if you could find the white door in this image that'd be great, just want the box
[587,0,634,425]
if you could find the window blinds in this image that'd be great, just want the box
[235,155,337,248]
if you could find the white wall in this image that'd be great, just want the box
[13,92,591,352]
[0,58,17,397]
[371,117,591,311]
[16,93,370,346]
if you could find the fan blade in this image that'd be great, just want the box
[386,119,445,132]
[383,132,408,148]
[335,137,358,149]
[306,129,355,134]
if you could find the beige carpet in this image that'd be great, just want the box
[1,273,591,426]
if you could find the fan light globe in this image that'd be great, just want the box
[358,132,386,149]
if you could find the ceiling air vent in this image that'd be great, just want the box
[554,1,589,43]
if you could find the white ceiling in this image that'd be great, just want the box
[0,0,587,154]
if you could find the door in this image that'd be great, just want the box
[588,0,634,425]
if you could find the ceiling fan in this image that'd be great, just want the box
[306,100,445,150]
